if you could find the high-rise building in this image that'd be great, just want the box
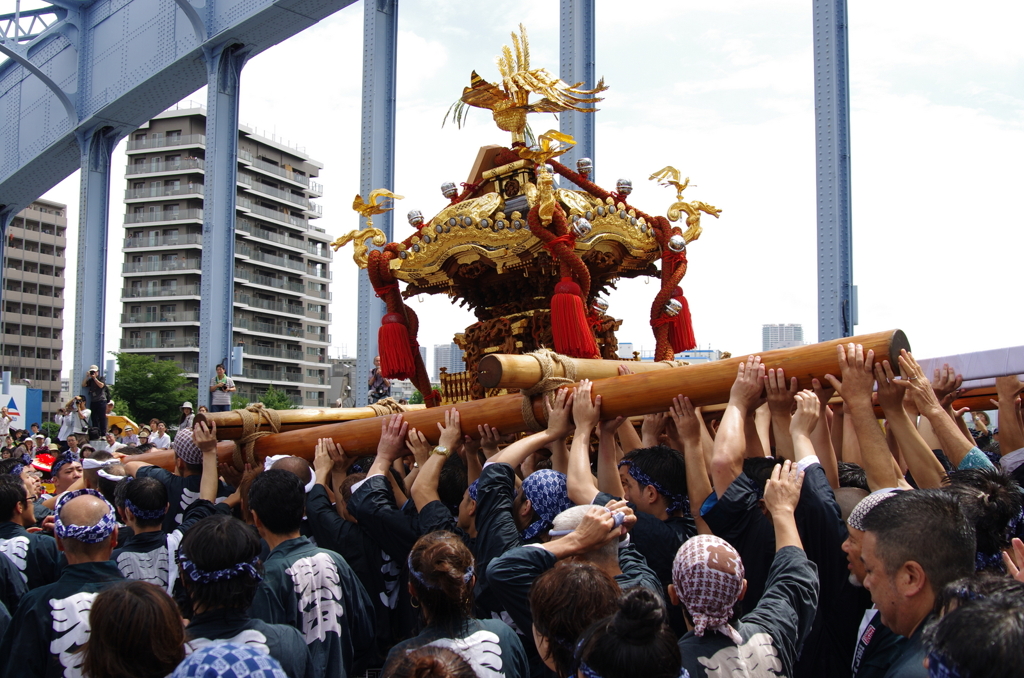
[433,343,465,381]
[119,105,332,408]
[1,199,67,418]
[762,323,804,352]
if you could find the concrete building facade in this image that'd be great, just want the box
[119,105,332,407]
[762,323,804,352]
[433,342,465,381]
[1,200,67,419]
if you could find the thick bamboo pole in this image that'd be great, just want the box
[478,355,685,390]
[130,441,238,472]
[243,330,908,460]
[194,404,426,441]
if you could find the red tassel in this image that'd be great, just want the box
[378,312,416,379]
[669,287,696,353]
[551,278,600,358]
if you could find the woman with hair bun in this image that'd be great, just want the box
[387,646,476,678]
[575,587,686,678]
[528,561,620,677]
[384,531,528,678]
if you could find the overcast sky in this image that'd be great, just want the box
[39,0,1024,378]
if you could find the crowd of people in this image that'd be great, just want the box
[0,344,1022,677]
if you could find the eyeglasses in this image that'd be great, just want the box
[27,471,42,478]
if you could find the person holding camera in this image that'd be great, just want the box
[71,395,91,445]
[80,364,109,435]
[209,364,236,412]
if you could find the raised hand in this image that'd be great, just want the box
[314,437,334,479]
[669,395,702,443]
[766,368,799,417]
[873,360,906,413]
[729,355,766,412]
[436,408,463,451]
[894,350,941,415]
[377,414,409,461]
[572,380,601,431]
[824,343,875,403]
[193,421,217,452]
[641,412,668,447]
[406,428,432,466]
[789,390,820,439]
[546,387,575,439]
[764,459,805,516]
[478,424,502,458]
[932,364,964,408]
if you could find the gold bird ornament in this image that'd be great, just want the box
[448,24,608,144]
[352,189,404,228]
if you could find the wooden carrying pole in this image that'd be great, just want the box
[194,404,425,441]
[478,354,687,390]
[242,330,909,460]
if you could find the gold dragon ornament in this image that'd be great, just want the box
[649,166,722,244]
[451,24,608,144]
[331,189,404,269]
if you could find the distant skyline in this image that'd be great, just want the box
[35,0,1024,377]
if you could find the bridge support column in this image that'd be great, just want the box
[198,43,249,408]
[355,0,398,406]
[72,126,117,401]
[559,0,596,184]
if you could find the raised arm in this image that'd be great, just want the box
[192,421,220,502]
[824,343,903,491]
[670,395,713,535]
[411,409,463,511]
[809,379,840,488]
[367,414,409,479]
[766,368,799,462]
[711,355,766,498]
[612,364,644,454]
[994,376,1024,454]
[641,413,668,449]
[491,388,573,468]
[874,361,946,489]
[597,416,626,498]
[567,380,602,506]
[763,459,805,551]
[788,390,820,465]
[896,351,975,468]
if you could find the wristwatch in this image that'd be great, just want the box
[430,445,452,458]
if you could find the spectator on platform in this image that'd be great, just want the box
[81,365,109,434]
[210,364,236,413]
[368,356,391,405]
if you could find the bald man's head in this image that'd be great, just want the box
[56,493,118,561]
[271,456,313,486]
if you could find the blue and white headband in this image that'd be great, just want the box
[618,459,687,515]
[177,554,263,584]
[125,498,166,522]
[171,642,287,678]
[926,651,962,678]
[406,553,475,590]
[8,463,24,477]
[520,469,573,541]
[54,489,117,543]
[51,450,80,477]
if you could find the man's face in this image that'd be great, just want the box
[106,434,116,444]
[21,467,41,502]
[68,436,78,449]
[457,489,475,531]
[157,423,166,434]
[30,425,38,434]
[842,527,866,586]
[860,531,902,632]
[216,365,225,377]
[373,356,381,368]
[619,466,637,504]
[54,462,83,492]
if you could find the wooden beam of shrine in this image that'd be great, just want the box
[194,404,426,441]
[241,330,909,459]
[477,354,688,390]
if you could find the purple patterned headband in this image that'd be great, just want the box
[8,463,24,477]
[618,459,687,514]
[52,451,80,477]
[125,498,166,522]
[54,489,117,543]
[177,555,263,584]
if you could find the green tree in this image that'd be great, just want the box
[258,385,297,410]
[409,390,424,405]
[231,393,251,409]
[109,353,194,424]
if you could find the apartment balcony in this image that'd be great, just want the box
[242,179,313,211]
[234,316,305,339]
[243,344,304,361]
[305,266,332,280]
[234,268,305,295]
[125,185,204,203]
[306,310,331,321]
[126,134,206,152]
[305,331,330,344]
[250,250,305,272]
[307,180,323,198]
[121,285,201,300]
[234,293,304,317]
[124,234,203,249]
[124,209,203,225]
[180,360,200,374]
[236,220,307,253]
[238,150,310,187]
[242,367,304,383]
[121,311,200,325]
[249,204,307,230]
[235,390,304,407]
[304,286,331,300]
[120,337,200,350]
[304,242,331,260]
[126,158,205,177]
[123,258,202,274]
